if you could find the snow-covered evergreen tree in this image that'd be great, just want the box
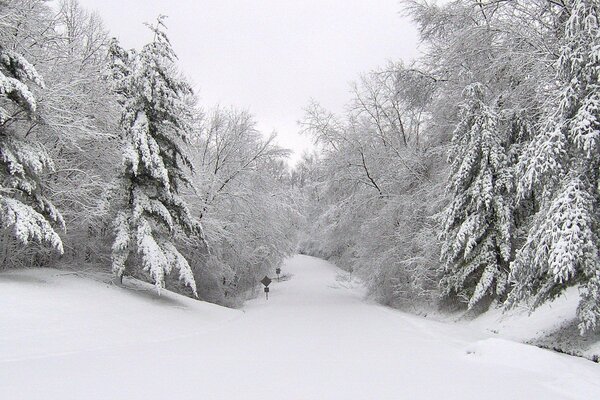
[0,44,64,254]
[440,83,514,309]
[109,17,203,295]
[510,0,600,333]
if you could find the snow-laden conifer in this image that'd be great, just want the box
[0,45,63,253]
[440,83,514,309]
[510,0,600,333]
[109,17,203,295]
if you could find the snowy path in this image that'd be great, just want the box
[1,255,599,399]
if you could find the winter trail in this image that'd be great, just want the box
[1,255,599,399]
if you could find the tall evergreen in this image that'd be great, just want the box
[0,45,64,254]
[109,17,203,294]
[440,83,514,309]
[510,0,600,333]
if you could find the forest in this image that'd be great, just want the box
[1,0,599,337]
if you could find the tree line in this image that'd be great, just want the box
[0,0,296,306]
[295,0,599,334]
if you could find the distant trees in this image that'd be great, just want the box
[188,107,296,304]
[297,65,442,309]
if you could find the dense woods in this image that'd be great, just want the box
[0,0,598,334]
[296,0,599,333]
[0,0,295,306]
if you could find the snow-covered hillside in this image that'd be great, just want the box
[464,286,600,362]
[0,268,240,363]
[1,255,599,399]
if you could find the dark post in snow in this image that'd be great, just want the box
[261,276,272,300]
[276,267,281,281]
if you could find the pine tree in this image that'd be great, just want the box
[0,44,64,254]
[109,17,203,295]
[440,83,514,309]
[510,0,600,333]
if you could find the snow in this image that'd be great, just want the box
[0,197,64,253]
[468,286,579,339]
[465,286,600,360]
[1,255,599,399]
[0,268,237,363]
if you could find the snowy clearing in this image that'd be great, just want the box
[1,255,599,399]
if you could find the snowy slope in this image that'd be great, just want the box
[464,286,600,361]
[0,269,240,362]
[1,255,599,399]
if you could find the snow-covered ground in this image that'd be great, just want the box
[1,255,599,399]
[464,286,600,362]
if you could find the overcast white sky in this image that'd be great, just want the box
[76,0,420,164]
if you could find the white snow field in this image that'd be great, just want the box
[1,255,599,399]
